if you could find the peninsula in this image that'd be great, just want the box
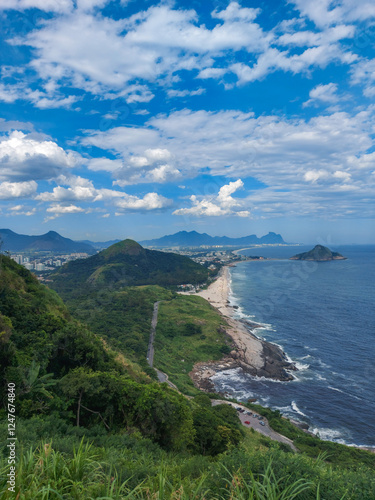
[290,245,347,261]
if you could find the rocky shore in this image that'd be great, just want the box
[189,266,297,392]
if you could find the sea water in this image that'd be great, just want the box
[212,245,375,447]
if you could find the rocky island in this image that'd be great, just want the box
[290,245,346,261]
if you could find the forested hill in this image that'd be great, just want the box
[50,239,209,297]
[290,245,346,261]
[0,254,244,455]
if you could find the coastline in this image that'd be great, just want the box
[189,265,296,392]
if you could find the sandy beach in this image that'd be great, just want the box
[189,265,296,391]
[196,266,264,369]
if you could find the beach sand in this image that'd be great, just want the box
[189,266,296,391]
[196,267,264,369]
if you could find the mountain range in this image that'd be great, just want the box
[140,230,285,247]
[0,228,285,253]
[0,229,95,253]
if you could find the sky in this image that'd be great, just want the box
[0,0,374,244]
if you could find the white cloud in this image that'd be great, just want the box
[83,107,375,218]
[8,2,272,97]
[173,179,250,218]
[36,174,174,215]
[114,192,172,212]
[303,82,339,106]
[0,131,77,182]
[351,58,375,97]
[0,82,79,109]
[0,0,73,12]
[0,180,37,199]
[289,0,375,28]
[2,0,368,101]
[167,88,206,98]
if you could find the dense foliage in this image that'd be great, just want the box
[154,294,231,394]
[0,256,243,454]
[51,239,209,297]
[1,254,375,499]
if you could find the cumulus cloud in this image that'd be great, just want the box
[1,0,370,102]
[173,179,250,218]
[0,0,73,12]
[351,58,375,97]
[289,0,375,28]
[0,181,37,199]
[82,107,375,218]
[303,82,339,107]
[36,174,173,216]
[0,131,77,182]
[114,192,172,212]
[0,82,80,109]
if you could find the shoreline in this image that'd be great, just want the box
[189,265,296,392]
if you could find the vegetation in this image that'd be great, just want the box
[242,403,375,469]
[51,239,210,298]
[290,245,346,261]
[1,254,375,498]
[154,294,231,394]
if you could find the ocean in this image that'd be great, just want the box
[212,245,375,448]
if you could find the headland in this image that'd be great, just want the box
[189,266,296,392]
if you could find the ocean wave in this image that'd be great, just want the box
[311,427,347,443]
[294,362,310,371]
[291,401,308,417]
[303,345,318,351]
[328,386,345,394]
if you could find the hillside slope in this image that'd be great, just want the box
[51,239,209,297]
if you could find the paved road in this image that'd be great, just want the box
[212,400,298,452]
[147,301,160,367]
[146,301,179,391]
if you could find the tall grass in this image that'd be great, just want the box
[0,440,322,500]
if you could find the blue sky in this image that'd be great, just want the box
[0,0,374,244]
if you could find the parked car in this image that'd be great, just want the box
[260,421,265,426]
[244,421,251,425]
[253,414,258,418]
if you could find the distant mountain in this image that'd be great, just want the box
[51,239,209,296]
[79,239,121,250]
[290,245,346,261]
[0,229,95,253]
[140,230,285,247]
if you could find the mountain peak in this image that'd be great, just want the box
[101,239,144,259]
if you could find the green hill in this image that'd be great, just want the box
[50,239,209,297]
[1,254,375,499]
[290,245,346,261]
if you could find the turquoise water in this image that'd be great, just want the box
[212,245,375,447]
